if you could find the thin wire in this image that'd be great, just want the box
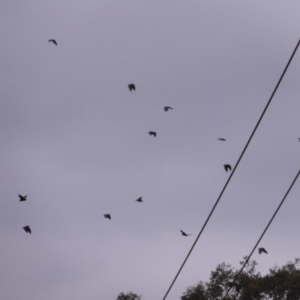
[162,39,300,300]
[222,169,300,299]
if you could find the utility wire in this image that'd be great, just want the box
[222,169,300,300]
[162,39,300,300]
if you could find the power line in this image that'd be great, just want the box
[162,39,300,300]
[222,169,300,300]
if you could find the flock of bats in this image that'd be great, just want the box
[19,39,269,255]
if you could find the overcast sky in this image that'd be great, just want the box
[1,1,300,300]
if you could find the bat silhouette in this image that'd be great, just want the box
[19,195,27,202]
[218,138,226,141]
[148,131,157,137]
[258,247,268,254]
[136,197,143,202]
[180,230,191,237]
[48,39,57,45]
[128,84,135,91]
[164,106,173,112]
[23,226,31,234]
[224,164,232,172]
[104,214,111,220]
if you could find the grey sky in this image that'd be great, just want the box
[1,1,300,300]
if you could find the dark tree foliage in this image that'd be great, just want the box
[181,257,300,300]
[116,291,142,300]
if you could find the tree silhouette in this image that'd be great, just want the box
[181,257,300,300]
[116,291,142,300]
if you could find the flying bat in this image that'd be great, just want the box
[180,230,191,237]
[258,247,268,254]
[104,214,111,220]
[164,106,173,112]
[23,226,31,234]
[48,39,57,45]
[218,138,226,141]
[148,131,157,137]
[224,164,232,172]
[19,195,27,202]
[136,197,143,202]
[128,84,135,91]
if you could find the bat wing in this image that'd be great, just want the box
[48,39,57,45]
[23,226,31,233]
[128,84,135,91]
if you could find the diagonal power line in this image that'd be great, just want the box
[162,39,300,300]
[222,169,300,300]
